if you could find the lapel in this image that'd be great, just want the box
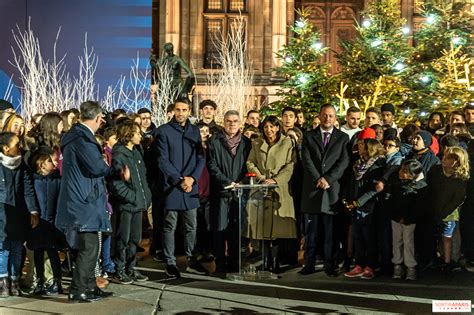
[312,127,324,152]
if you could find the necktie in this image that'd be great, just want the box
[323,132,330,149]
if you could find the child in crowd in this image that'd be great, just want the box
[28,147,66,295]
[429,146,470,272]
[386,159,427,281]
[189,122,213,273]
[0,132,39,297]
[109,121,152,284]
[344,138,386,280]
[101,127,118,278]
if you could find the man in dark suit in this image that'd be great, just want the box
[207,110,252,273]
[156,98,205,279]
[299,104,350,276]
[56,101,114,302]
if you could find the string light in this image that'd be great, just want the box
[394,63,405,71]
[362,20,371,28]
[297,73,310,85]
[311,42,323,50]
[402,26,410,34]
[284,56,293,63]
[296,20,305,28]
[426,14,437,24]
[420,75,431,83]
[371,39,383,47]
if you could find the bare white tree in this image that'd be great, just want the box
[151,57,179,126]
[2,76,14,102]
[74,33,98,104]
[205,14,254,123]
[123,52,151,113]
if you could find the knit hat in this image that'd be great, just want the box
[383,127,398,141]
[0,99,13,111]
[381,103,395,114]
[199,99,217,110]
[358,127,376,140]
[417,130,432,147]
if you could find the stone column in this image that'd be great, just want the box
[165,0,180,53]
[272,0,287,69]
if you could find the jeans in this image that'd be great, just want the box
[163,209,197,266]
[303,213,334,270]
[101,234,115,273]
[115,210,142,272]
[0,240,23,279]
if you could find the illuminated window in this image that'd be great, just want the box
[206,0,224,12]
[204,19,223,68]
[229,0,246,12]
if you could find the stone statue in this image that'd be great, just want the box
[150,42,195,99]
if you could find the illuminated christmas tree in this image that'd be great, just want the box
[336,0,413,111]
[270,9,334,117]
[406,0,473,117]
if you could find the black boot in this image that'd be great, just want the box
[33,279,46,295]
[0,278,9,298]
[46,278,63,295]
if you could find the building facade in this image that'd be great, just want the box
[152,0,473,109]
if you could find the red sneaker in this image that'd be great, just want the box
[361,266,375,279]
[344,265,364,278]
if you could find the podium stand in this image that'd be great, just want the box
[226,183,279,281]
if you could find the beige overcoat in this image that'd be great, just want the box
[244,136,297,240]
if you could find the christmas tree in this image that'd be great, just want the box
[405,0,473,116]
[336,0,413,113]
[270,9,334,117]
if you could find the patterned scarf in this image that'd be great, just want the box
[225,131,242,156]
[353,156,379,180]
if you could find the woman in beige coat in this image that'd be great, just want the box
[245,116,297,272]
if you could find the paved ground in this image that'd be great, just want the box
[1,254,473,314]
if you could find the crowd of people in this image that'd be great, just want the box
[0,97,472,303]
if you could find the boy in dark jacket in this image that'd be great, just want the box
[109,121,152,284]
[385,159,427,281]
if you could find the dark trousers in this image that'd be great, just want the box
[415,220,437,267]
[460,204,474,261]
[195,198,212,255]
[115,210,142,272]
[151,196,165,254]
[303,213,334,270]
[214,199,239,270]
[70,232,99,294]
[375,207,393,273]
[353,221,377,269]
[34,248,62,281]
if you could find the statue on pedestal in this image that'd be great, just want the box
[150,42,195,100]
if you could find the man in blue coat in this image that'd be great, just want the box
[56,101,113,303]
[156,99,205,279]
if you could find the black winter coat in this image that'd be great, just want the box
[427,164,467,222]
[27,171,67,249]
[405,149,440,176]
[0,161,38,242]
[207,132,251,231]
[347,157,386,224]
[385,178,428,225]
[108,144,152,212]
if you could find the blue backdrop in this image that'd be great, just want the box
[0,0,152,110]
